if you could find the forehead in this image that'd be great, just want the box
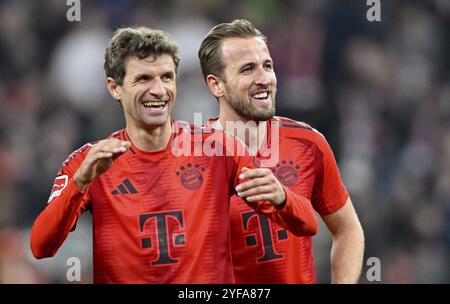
[220,37,271,68]
[124,53,175,76]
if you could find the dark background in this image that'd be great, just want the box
[0,0,448,283]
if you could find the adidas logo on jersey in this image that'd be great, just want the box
[112,178,138,194]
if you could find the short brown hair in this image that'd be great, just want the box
[104,27,180,85]
[198,19,267,82]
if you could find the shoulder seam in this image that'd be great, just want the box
[272,121,313,131]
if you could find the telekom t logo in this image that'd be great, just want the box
[241,211,288,262]
[139,211,186,265]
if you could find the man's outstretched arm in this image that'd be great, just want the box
[30,139,130,259]
[321,197,365,283]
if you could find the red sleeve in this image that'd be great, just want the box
[244,187,318,236]
[30,144,92,259]
[312,131,349,215]
[229,134,318,236]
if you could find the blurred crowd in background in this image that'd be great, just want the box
[0,0,448,283]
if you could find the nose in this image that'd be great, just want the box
[254,67,272,86]
[148,78,166,98]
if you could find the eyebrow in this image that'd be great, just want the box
[162,71,175,77]
[132,70,175,81]
[133,73,151,81]
[238,62,255,70]
[238,59,273,69]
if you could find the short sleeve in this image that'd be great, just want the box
[311,131,349,215]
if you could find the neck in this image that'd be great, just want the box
[217,107,267,154]
[126,119,172,152]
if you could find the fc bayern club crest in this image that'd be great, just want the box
[271,160,301,187]
[176,163,206,190]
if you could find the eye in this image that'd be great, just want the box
[264,62,273,70]
[162,73,174,81]
[241,66,254,74]
[136,75,150,83]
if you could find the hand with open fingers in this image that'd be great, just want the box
[235,167,287,207]
[73,139,131,191]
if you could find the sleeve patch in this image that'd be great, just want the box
[47,175,69,203]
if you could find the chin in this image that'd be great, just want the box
[143,118,169,127]
[254,114,274,122]
[252,109,275,121]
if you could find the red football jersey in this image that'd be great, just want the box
[30,121,274,283]
[209,116,349,283]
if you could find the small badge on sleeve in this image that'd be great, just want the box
[48,175,69,203]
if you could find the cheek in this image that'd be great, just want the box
[123,89,143,110]
[270,73,277,86]
[126,88,145,103]
[171,86,177,100]
[167,83,176,98]
[234,80,251,94]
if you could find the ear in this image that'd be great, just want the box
[206,74,225,99]
[106,77,122,101]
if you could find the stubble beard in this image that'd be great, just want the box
[224,86,276,122]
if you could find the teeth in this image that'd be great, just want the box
[252,92,268,99]
[143,101,166,107]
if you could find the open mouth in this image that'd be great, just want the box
[251,91,270,102]
[142,101,168,109]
